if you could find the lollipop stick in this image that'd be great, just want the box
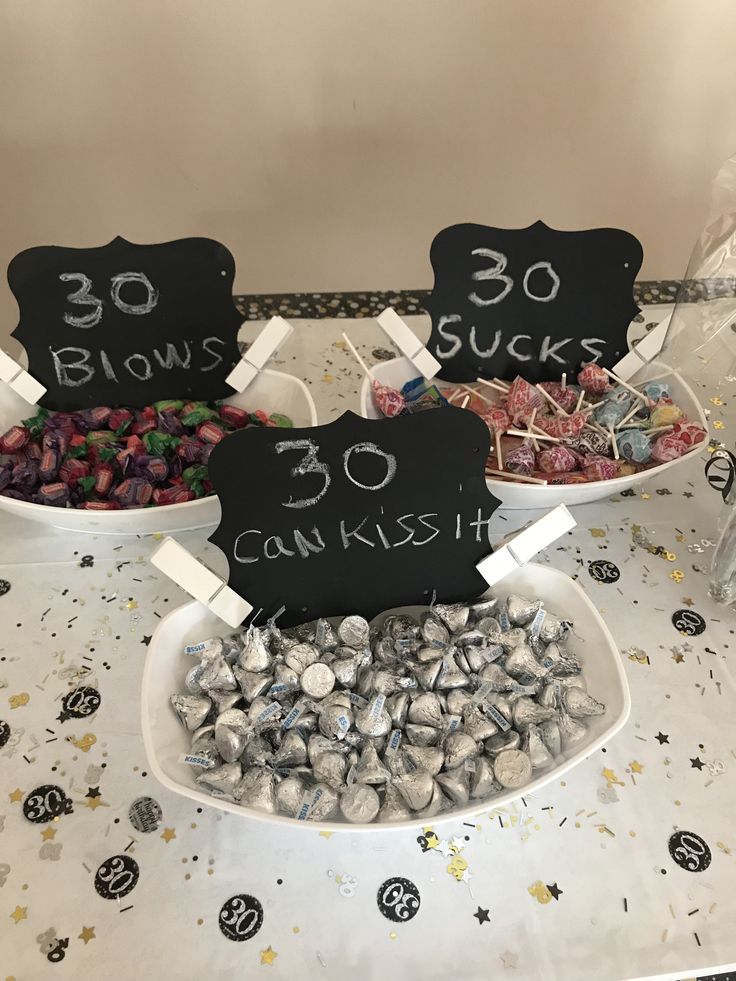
[561,373,567,392]
[459,383,494,405]
[507,428,560,442]
[460,394,471,409]
[485,468,548,485]
[475,377,510,395]
[535,383,567,415]
[609,425,620,460]
[602,367,648,403]
[495,430,503,470]
[531,424,562,443]
[341,332,374,380]
[615,401,642,430]
[493,377,511,390]
[575,390,585,412]
[528,408,540,451]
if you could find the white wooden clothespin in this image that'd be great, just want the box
[476,504,577,586]
[150,537,253,628]
[0,348,46,405]
[611,314,671,382]
[226,316,294,393]
[376,308,441,378]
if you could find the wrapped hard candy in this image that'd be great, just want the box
[650,421,706,463]
[506,377,545,425]
[648,401,683,429]
[582,454,618,481]
[371,380,405,417]
[505,442,536,476]
[568,430,610,456]
[641,381,671,401]
[577,362,610,395]
[538,381,579,413]
[537,446,578,473]
[617,429,651,464]
[534,410,587,439]
[482,407,510,434]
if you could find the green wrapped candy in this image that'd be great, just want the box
[153,399,185,413]
[181,407,220,426]
[269,413,293,428]
[143,431,181,456]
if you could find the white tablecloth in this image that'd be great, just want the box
[2,314,735,981]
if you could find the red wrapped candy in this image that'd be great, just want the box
[0,426,30,453]
[582,454,618,481]
[537,382,579,413]
[219,404,250,428]
[534,410,587,439]
[537,446,578,473]
[505,378,545,425]
[83,501,122,510]
[482,407,510,435]
[197,421,226,444]
[59,458,91,488]
[93,464,114,496]
[577,362,610,395]
[153,485,196,505]
[371,380,405,418]
[37,482,71,506]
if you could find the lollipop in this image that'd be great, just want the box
[534,410,587,440]
[506,377,545,425]
[342,332,405,417]
[577,362,610,395]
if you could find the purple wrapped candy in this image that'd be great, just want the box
[38,482,71,506]
[79,406,111,431]
[0,464,11,492]
[11,461,39,490]
[2,488,29,501]
[134,454,169,483]
[505,442,536,476]
[112,477,153,507]
[157,411,185,437]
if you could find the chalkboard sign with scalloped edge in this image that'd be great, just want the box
[8,236,242,410]
[425,220,642,384]
[208,408,501,627]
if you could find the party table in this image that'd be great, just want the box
[1,312,735,981]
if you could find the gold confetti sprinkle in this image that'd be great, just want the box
[260,946,278,965]
[125,600,138,610]
[589,528,606,538]
[672,651,685,664]
[717,841,732,856]
[670,570,684,583]
[446,855,469,880]
[79,926,96,944]
[68,733,96,752]
[8,789,23,804]
[602,768,625,787]
[714,421,725,430]
[528,881,552,904]
[9,905,27,924]
[322,374,334,384]
[161,827,177,843]
[319,831,333,840]
[641,492,651,500]
[41,827,56,841]
[84,796,107,811]
[292,926,300,934]
[8,693,29,709]
[629,761,644,774]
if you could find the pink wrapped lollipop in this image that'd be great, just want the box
[505,443,536,476]
[343,331,405,418]
[537,446,578,473]
[538,381,579,413]
[506,377,545,425]
[534,410,587,439]
[577,362,610,395]
[582,454,618,481]
[650,420,706,463]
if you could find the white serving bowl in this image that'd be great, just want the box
[0,369,316,535]
[141,563,631,832]
[360,357,707,509]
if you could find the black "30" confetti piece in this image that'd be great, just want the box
[669,830,712,872]
[94,854,139,900]
[218,894,263,941]
[23,785,73,824]
[377,877,421,922]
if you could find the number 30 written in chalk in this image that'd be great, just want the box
[469,249,560,307]
[275,438,397,509]
[60,271,158,329]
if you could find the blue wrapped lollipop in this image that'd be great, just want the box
[617,429,652,464]
[641,380,671,402]
[593,386,634,428]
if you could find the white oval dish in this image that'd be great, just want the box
[360,357,707,509]
[0,369,317,535]
[141,563,631,832]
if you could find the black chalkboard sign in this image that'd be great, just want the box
[425,221,642,384]
[8,236,242,410]
[209,409,500,627]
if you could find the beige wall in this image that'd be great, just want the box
[2,0,736,341]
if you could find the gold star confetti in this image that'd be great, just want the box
[10,905,27,924]
[528,881,552,904]
[126,600,138,610]
[630,761,644,774]
[8,789,23,804]
[672,651,685,664]
[84,795,108,811]
[318,831,333,839]
[602,768,625,787]
[670,570,684,583]
[682,597,694,607]
[8,693,29,709]
[41,827,56,841]
[714,420,725,430]
[641,492,651,500]
[161,827,177,843]
[422,827,439,849]
[260,946,278,965]
[589,528,606,538]
[675,533,685,543]
[79,926,96,944]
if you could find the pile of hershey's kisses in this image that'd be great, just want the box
[170,593,605,824]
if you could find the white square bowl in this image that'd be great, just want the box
[0,368,316,535]
[141,563,631,832]
[359,357,707,509]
